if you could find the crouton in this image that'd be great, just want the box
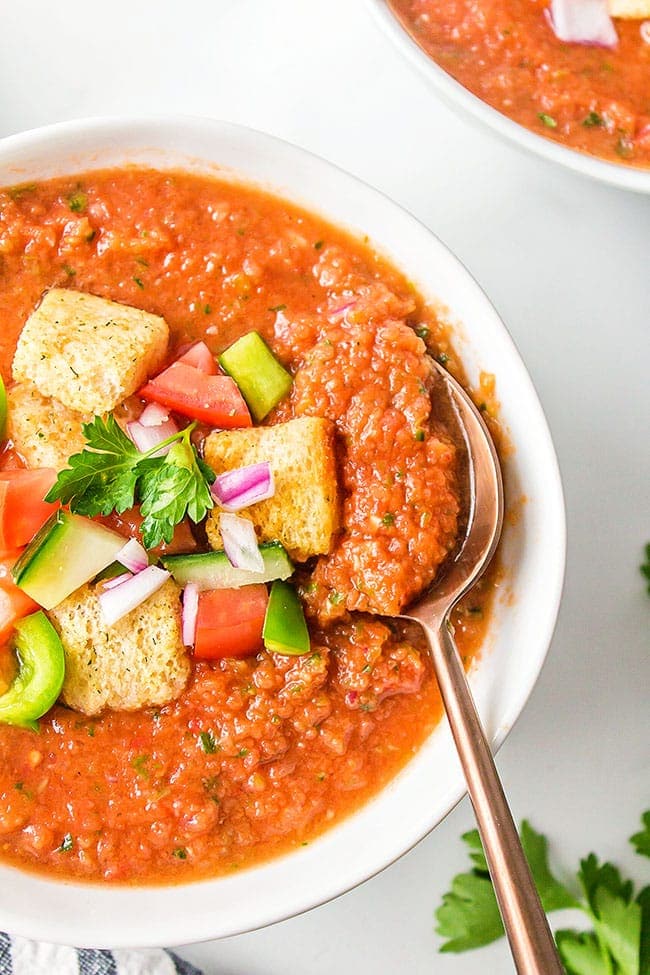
[608,0,650,16]
[12,289,169,415]
[204,417,339,563]
[6,382,88,471]
[48,579,190,716]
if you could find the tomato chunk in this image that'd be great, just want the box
[0,469,59,551]
[0,552,39,644]
[140,362,251,428]
[177,342,218,374]
[193,584,268,660]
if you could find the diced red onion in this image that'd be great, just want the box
[330,300,356,317]
[545,0,618,48]
[641,21,650,44]
[116,537,149,573]
[182,582,199,647]
[211,462,275,512]
[219,513,264,573]
[101,571,133,591]
[139,402,171,427]
[127,412,179,456]
[98,565,170,626]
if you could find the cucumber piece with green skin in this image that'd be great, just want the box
[13,510,126,610]
[0,374,6,439]
[161,541,293,590]
[218,331,293,422]
[0,611,65,729]
[262,580,310,656]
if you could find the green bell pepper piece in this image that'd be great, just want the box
[218,331,293,422]
[263,580,310,656]
[0,611,65,730]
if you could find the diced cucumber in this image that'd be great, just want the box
[13,510,126,610]
[0,611,65,730]
[218,331,293,422]
[161,541,293,590]
[262,580,310,656]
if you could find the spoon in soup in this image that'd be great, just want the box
[400,361,563,975]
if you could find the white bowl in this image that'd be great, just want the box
[367,0,650,195]
[0,116,565,948]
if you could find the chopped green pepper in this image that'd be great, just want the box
[263,580,310,656]
[218,331,293,422]
[0,611,65,730]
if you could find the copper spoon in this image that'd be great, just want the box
[400,362,563,975]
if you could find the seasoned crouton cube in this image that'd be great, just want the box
[12,289,168,415]
[6,382,88,471]
[608,0,650,16]
[48,579,190,716]
[204,417,339,563]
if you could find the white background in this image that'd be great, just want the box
[1,1,649,972]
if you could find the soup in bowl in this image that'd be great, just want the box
[0,117,565,947]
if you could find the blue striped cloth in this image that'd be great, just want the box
[0,933,203,974]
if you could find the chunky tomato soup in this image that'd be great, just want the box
[0,169,496,883]
[390,0,650,167]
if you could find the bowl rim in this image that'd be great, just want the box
[0,115,567,948]
[366,0,650,195]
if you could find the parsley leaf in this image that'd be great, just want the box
[45,415,141,515]
[641,544,650,594]
[632,813,650,860]
[521,820,577,912]
[435,812,650,972]
[435,823,575,952]
[556,929,612,975]
[46,416,214,548]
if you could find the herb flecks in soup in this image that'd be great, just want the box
[389,0,650,167]
[0,169,495,883]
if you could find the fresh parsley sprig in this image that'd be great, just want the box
[435,811,650,975]
[641,543,650,595]
[45,415,215,549]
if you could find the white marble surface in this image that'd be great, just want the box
[1,1,649,972]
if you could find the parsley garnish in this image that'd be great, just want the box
[537,113,558,129]
[57,833,74,853]
[381,512,395,527]
[640,543,650,594]
[173,847,188,860]
[583,111,604,128]
[68,190,87,213]
[199,731,218,754]
[45,416,214,549]
[435,811,650,974]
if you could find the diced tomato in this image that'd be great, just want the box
[193,585,268,660]
[0,469,59,551]
[0,552,39,644]
[177,342,218,375]
[139,362,252,428]
[96,507,198,556]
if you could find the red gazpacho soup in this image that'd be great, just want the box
[0,168,499,884]
[389,0,650,167]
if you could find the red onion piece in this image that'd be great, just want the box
[330,300,356,318]
[139,402,171,427]
[219,513,264,573]
[127,412,179,456]
[116,537,149,573]
[101,571,133,591]
[98,565,170,627]
[545,0,618,48]
[182,582,199,647]
[211,462,275,512]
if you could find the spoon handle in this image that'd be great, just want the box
[424,619,564,975]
